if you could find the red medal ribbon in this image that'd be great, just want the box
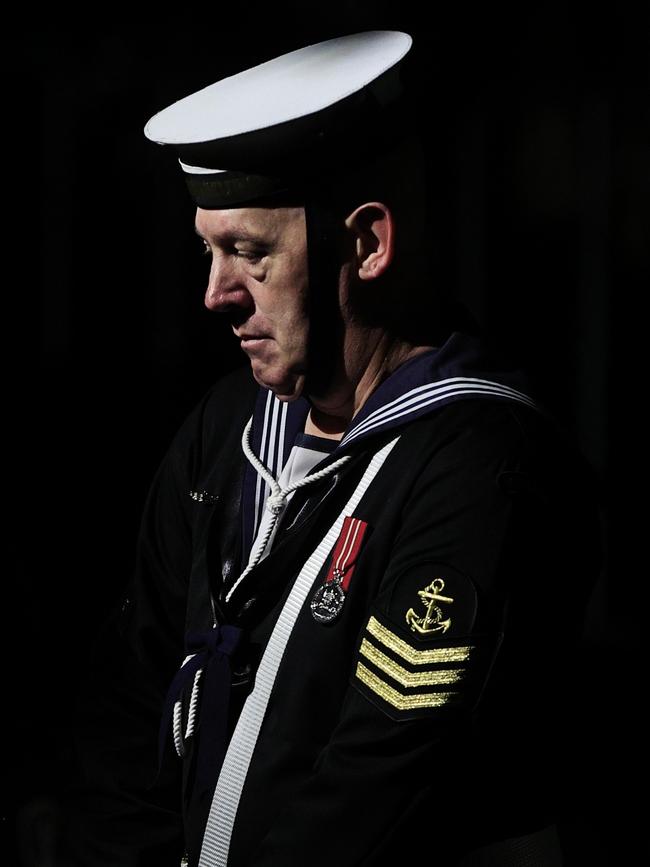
[325,516,369,592]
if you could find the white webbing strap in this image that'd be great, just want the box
[198,435,401,867]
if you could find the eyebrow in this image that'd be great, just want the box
[194,223,269,245]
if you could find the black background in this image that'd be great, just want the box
[4,9,647,864]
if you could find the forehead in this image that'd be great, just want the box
[194,205,304,241]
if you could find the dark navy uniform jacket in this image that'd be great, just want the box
[65,328,603,867]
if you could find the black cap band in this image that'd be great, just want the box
[183,171,295,209]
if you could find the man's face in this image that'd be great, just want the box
[195,205,310,401]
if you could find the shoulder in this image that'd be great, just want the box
[391,396,604,590]
[163,363,260,478]
[431,397,605,581]
[405,397,600,506]
[172,364,258,442]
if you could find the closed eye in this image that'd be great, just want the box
[236,250,264,262]
[199,240,264,263]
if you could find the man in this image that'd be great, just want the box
[63,31,603,866]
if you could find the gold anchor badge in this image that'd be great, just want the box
[405,578,454,635]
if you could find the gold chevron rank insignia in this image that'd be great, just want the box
[350,608,501,721]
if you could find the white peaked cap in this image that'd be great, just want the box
[143,31,415,208]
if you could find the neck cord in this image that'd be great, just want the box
[225,414,352,603]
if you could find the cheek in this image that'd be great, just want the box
[286,295,310,349]
[266,270,309,330]
[288,261,310,324]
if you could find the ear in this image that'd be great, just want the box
[344,201,395,281]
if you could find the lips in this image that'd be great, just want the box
[239,335,270,347]
[238,335,269,341]
[232,328,272,356]
[234,329,270,341]
[238,334,271,355]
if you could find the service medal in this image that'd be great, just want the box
[310,516,370,624]
[310,571,346,623]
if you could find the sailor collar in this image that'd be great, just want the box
[240,329,543,564]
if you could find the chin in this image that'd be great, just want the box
[275,375,306,403]
[250,361,305,402]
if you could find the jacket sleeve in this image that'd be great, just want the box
[248,405,604,866]
[58,390,213,867]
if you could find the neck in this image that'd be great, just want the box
[304,332,435,439]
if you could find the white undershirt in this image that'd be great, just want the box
[246,434,337,567]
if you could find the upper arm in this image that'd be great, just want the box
[350,403,602,730]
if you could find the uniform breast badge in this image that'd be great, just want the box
[405,578,454,635]
[189,489,219,504]
[310,516,369,623]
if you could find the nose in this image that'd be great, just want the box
[204,252,253,314]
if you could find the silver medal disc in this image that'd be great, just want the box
[310,580,346,623]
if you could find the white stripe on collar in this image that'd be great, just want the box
[253,390,274,539]
[277,401,288,485]
[254,398,289,537]
[247,375,537,532]
[340,377,537,448]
